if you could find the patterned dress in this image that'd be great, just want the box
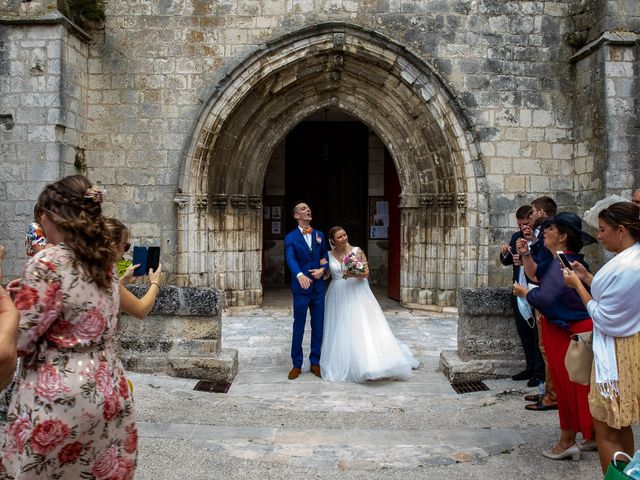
[24,223,47,258]
[0,244,137,479]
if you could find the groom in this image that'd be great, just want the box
[284,201,329,380]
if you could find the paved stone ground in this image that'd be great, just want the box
[132,289,638,479]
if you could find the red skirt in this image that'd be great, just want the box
[540,315,594,440]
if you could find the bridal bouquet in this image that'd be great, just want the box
[342,252,366,278]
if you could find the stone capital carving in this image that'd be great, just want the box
[419,193,435,208]
[437,193,454,209]
[248,195,262,209]
[230,194,247,209]
[211,194,228,209]
[173,194,188,209]
[195,195,208,210]
[333,32,345,47]
[399,193,419,209]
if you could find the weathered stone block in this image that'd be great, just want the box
[118,285,235,383]
[440,287,525,381]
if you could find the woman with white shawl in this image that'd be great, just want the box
[563,198,640,474]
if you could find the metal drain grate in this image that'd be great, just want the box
[451,380,489,394]
[193,380,231,393]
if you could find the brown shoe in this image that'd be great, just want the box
[525,401,558,411]
[288,367,301,380]
[310,365,321,378]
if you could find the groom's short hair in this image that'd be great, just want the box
[291,201,308,216]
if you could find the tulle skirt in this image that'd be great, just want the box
[320,277,419,382]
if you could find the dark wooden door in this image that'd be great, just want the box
[385,151,401,300]
[285,121,369,278]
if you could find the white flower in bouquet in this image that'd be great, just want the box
[342,252,366,278]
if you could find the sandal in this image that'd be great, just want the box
[525,401,558,411]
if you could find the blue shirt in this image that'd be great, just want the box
[526,254,590,329]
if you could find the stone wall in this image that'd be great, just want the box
[1,1,638,306]
[0,7,89,275]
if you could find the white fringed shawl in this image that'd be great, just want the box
[587,242,640,398]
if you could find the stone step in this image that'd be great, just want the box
[138,421,525,470]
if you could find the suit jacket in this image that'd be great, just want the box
[285,228,329,296]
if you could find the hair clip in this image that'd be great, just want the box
[84,186,105,204]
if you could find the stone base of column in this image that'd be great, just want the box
[439,287,525,382]
[120,349,238,383]
[439,349,525,383]
[117,285,238,384]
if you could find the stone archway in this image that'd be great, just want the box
[175,22,487,307]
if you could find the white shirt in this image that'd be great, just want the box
[296,226,312,279]
[299,226,312,248]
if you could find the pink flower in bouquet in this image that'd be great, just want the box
[342,252,366,278]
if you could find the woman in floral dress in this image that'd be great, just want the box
[1,175,138,479]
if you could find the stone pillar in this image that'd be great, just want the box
[0,11,90,279]
[399,193,469,308]
[117,285,238,383]
[439,287,525,382]
[209,194,263,307]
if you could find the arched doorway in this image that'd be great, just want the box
[261,109,401,297]
[175,23,487,307]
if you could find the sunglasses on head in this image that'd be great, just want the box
[123,242,131,253]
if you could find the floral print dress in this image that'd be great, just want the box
[1,244,137,479]
[24,223,47,258]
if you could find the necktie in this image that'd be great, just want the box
[302,227,312,235]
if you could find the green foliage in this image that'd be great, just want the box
[116,259,132,278]
[58,0,106,27]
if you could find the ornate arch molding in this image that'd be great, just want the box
[176,22,487,307]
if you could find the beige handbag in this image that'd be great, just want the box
[564,331,593,385]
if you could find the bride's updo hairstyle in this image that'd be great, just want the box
[598,202,640,242]
[328,226,345,248]
[35,175,118,290]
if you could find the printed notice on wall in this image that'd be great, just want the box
[369,198,389,239]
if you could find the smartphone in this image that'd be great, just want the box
[147,246,160,273]
[132,246,148,276]
[557,251,573,270]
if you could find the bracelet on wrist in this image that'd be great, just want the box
[521,251,531,257]
[150,282,160,288]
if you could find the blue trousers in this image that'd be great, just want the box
[291,292,324,368]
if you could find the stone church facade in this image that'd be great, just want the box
[1,0,638,308]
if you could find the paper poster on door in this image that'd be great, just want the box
[369,197,389,239]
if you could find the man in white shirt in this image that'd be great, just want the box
[284,202,329,380]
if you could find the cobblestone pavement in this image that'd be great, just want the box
[132,290,637,479]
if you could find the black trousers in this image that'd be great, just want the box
[511,295,544,378]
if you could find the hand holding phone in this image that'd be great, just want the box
[132,246,161,276]
[557,251,573,270]
[132,246,148,277]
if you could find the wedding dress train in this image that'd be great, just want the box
[320,247,419,382]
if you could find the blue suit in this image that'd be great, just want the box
[285,227,329,368]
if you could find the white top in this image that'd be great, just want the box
[586,241,640,397]
[587,242,640,337]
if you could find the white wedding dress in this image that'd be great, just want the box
[320,247,420,382]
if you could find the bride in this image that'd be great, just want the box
[320,226,420,382]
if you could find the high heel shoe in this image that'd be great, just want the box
[577,439,597,451]
[542,443,581,461]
